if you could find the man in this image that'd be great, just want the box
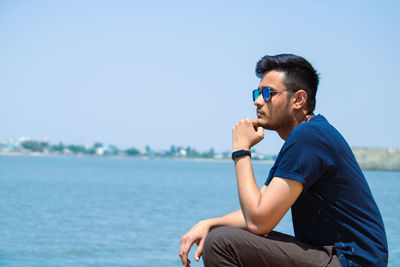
[179,54,388,266]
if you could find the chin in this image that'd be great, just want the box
[258,118,278,131]
[257,118,270,129]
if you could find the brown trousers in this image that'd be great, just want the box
[203,226,341,267]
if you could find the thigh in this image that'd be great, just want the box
[203,226,341,267]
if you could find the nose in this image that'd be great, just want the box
[254,95,264,107]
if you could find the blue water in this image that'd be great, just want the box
[0,156,398,266]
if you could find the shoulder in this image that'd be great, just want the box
[288,115,328,143]
[282,115,336,155]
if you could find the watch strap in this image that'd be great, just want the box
[231,150,251,160]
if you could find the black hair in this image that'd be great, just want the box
[255,54,319,113]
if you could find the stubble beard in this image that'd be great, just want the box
[259,101,292,132]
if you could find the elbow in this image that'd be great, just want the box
[245,221,272,236]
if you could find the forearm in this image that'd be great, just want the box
[233,155,304,235]
[205,209,246,230]
[234,155,264,229]
[230,118,266,230]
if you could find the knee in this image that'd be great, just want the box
[203,226,241,262]
[205,226,236,248]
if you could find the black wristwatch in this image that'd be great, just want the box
[231,150,251,160]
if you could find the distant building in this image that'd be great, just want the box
[179,148,187,157]
[96,147,104,156]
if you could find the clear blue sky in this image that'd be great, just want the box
[1,0,399,154]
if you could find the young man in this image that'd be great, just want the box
[179,54,388,267]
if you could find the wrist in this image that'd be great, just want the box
[203,218,218,230]
[232,150,251,160]
[232,146,250,152]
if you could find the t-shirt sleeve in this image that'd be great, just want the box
[268,124,335,191]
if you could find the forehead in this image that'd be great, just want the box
[259,70,286,90]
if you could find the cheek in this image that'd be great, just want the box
[273,97,289,112]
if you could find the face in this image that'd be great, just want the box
[254,71,294,131]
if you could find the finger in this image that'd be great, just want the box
[179,237,187,258]
[252,120,259,130]
[194,238,205,262]
[245,118,254,126]
[179,239,187,265]
[179,239,191,265]
[180,238,195,265]
[179,238,185,256]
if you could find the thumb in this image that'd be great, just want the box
[194,238,205,262]
[256,126,264,138]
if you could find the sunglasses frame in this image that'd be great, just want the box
[252,87,295,102]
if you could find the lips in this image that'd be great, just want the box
[257,109,264,117]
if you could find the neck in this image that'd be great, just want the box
[277,111,314,140]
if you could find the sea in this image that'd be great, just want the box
[0,155,398,267]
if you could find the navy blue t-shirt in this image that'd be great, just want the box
[265,115,388,267]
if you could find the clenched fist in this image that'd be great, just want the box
[232,119,264,151]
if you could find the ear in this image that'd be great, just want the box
[292,90,307,110]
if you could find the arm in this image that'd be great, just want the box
[179,182,271,266]
[208,208,246,229]
[234,156,303,234]
[232,119,303,235]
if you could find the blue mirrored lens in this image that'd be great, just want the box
[252,89,260,102]
[262,88,271,101]
[253,88,272,102]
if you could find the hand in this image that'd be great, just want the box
[232,119,264,151]
[179,220,212,266]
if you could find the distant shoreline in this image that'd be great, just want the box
[1,152,399,172]
[0,151,274,164]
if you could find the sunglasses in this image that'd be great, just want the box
[252,87,295,102]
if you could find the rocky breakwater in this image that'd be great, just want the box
[352,147,400,171]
